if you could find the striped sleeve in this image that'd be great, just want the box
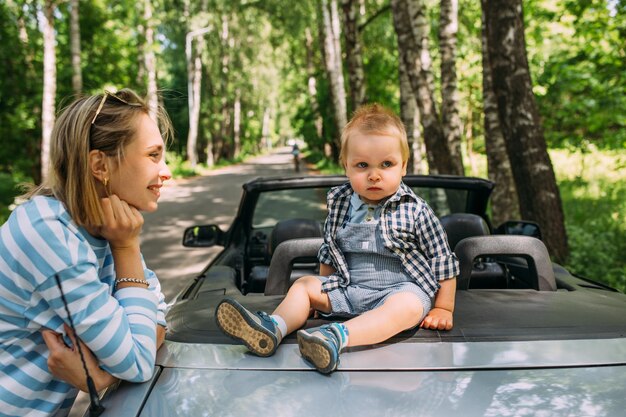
[143,266,167,327]
[22,199,158,382]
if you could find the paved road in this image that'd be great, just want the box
[69,146,310,416]
[142,146,311,301]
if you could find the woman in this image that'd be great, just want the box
[0,89,171,416]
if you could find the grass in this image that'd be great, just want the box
[551,149,626,292]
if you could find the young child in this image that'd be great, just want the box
[216,104,459,374]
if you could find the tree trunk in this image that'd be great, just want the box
[233,89,241,158]
[485,0,568,262]
[215,14,232,163]
[143,0,158,120]
[186,29,207,169]
[341,0,366,112]
[69,0,82,95]
[41,0,56,182]
[439,0,464,175]
[464,86,477,176]
[391,0,457,175]
[320,0,348,152]
[261,106,271,151]
[481,0,519,226]
[398,56,424,174]
[305,27,323,141]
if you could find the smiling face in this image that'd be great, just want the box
[344,131,407,205]
[107,113,171,212]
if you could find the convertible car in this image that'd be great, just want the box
[91,175,626,416]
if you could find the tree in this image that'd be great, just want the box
[439,0,464,175]
[143,0,158,120]
[41,0,56,182]
[320,0,348,156]
[391,0,459,175]
[342,0,366,112]
[398,44,424,174]
[480,0,519,226]
[69,0,82,95]
[484,0,568,262]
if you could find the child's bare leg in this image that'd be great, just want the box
[344,292,424,347]
[273,275,331,335]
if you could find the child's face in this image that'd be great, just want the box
[344,131,407,205]
[108,113,172,212]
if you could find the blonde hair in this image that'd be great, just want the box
[339,103,409,168]
[24,89,173,227]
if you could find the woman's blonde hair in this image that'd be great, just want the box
[24,89,173,226]
[339,103,409,168]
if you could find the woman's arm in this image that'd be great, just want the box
[42,326,118,392]
[42,323,168,391]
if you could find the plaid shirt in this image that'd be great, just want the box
[318,182,459,298]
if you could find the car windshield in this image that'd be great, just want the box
[252,186,469,229]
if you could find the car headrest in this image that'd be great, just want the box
[440,213,490,250]
[268,218,323,257]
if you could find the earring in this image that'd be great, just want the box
[103,177,109,187]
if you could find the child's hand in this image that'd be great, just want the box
[98,195,144,250]
[420,307,453,330]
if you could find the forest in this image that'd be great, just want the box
[0,0,624,291]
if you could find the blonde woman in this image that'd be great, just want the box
[0,89,171,416]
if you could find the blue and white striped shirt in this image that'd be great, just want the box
[319,182,459,297]
[0,196,167,417]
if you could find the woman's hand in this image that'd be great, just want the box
[42,324,118,392]
[98,195,144,250]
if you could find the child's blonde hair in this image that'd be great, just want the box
[339,103,409,168]
[23,89,173,227]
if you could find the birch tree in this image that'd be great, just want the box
[481,0,519,225]
[391,0,457,175]
[69,0,82,95]
[439,0,464,175]
[341,0,366,112]
[485,0,568,262]
[41,0,56,182]
[143,0,158,120]
[215,13,232,162]
[320,0,347,153]
[305,27,323,140]
[186,28,206,169]
[398,57,424,174]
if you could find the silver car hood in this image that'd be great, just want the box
[98,338,626,416]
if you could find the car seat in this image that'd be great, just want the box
[248,218,322,293]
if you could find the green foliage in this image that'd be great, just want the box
[166,153,198,179]
[552,150,626,292]
[526,0,626,149]
[0,173,19,224]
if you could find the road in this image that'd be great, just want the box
[141,146,310,300]
[69,146,309,416]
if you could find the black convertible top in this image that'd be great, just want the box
[166,273,626,344]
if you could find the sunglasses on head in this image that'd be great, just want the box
[91,90,142,125]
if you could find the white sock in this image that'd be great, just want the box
[330,322,349,350]
[270,314,287,338]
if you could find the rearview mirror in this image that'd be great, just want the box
[494,220,542,240]
[182,225,225,247]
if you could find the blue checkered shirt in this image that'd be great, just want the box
[318,182,459,298]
